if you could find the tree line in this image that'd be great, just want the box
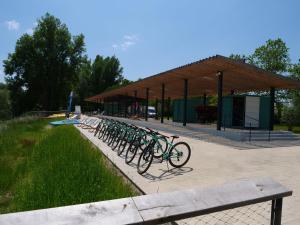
[1,13,128,117]
[0,13,299,128]
[229,38,300,127]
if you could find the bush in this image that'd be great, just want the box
[281,107,300,130]
[0,88,11,121]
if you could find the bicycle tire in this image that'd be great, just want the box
[168,142,191,168]
[125,137,140,164]
[153,136,168,159]
[137,144,154,174]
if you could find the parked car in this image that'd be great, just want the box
[148,106,156,118]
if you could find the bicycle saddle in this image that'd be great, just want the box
[170,135,179,139]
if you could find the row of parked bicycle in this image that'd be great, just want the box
[77,117,191,175]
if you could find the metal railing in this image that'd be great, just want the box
[0,178,292,225]
[222,114,272,142]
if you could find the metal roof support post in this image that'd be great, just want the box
[217,71,223,130]
[117,101,120,117]
[161,83,165,123]
[111,102,114,116]
[145,88,149,121]
[134,90,137,116]
[155,99,158,120]
[124,101,127,118]
[269,87,275,131]
[167,97,171,120]
[183,79,188,126]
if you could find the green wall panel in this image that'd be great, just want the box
[222,96,233,127]
[173,98,203,122]
[259,96,270,129]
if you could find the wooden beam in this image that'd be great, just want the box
[84,55,300,102]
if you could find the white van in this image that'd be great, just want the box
[148,106,156,118]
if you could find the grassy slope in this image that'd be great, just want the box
[274,124,300,134]
[0,118,136,213]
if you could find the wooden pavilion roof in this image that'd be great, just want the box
[86,55,300,102]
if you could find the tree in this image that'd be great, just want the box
[74,55,126,112]
[287,60,300,125]
[105,78,132,91]
[3,13,85,115]
[249,38,290,74]
[90,55,123,94]
[75,57,92,107]
[229,54,249,63]
[0,83,11,120]
[247,39,291,122]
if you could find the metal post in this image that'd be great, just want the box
[249,123,252,142]
[203,93,207,106]
[155,98,158,120]
[270,87,275,131]
[217,71,223,131]
[183,79,188,126]
[145,88,149,121]
[134,90,137,116]
[124,102,127,118]
[167,97,171,120]
[271,198,282,225]
[161,83,165,123]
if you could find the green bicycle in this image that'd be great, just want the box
[137,128,191,174]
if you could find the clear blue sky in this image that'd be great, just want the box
[1,0,300,83]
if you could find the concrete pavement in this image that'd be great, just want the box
[75,117,300,224]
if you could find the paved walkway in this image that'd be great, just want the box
[75,116,300,225]
[127,117,300,150]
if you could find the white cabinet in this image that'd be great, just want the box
[244,96,260,128]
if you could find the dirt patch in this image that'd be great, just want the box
[44,124,53,130]
[20,138,36,148]
[0,192,12,205]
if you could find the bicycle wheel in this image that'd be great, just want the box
[168,142,191,168]
[112,134,122,150]
[108,131,117,146]
[137,144,154,174]
[118,137,129,156]
[98,126,106,139]
[107,129,116,145]
[125,137,140,164]
[94,126,100,136]
[153,136,168,158]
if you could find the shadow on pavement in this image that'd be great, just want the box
[142,166,193,182]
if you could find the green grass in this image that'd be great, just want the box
[274,124,300,134]
[0,117,136,213]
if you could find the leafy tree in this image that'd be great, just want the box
[286,60,300,125]
[229,54,249,63]
[75,57,92,107]
[74,55,126,111]
[248,38,290,74]
[249,38,291,121]
[3,13,85,115]
[105,78,132,91]
[230,39,291,121]
[0,83,11,120]
[90,55,123,94]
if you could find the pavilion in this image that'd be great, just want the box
[85,55,300,131]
